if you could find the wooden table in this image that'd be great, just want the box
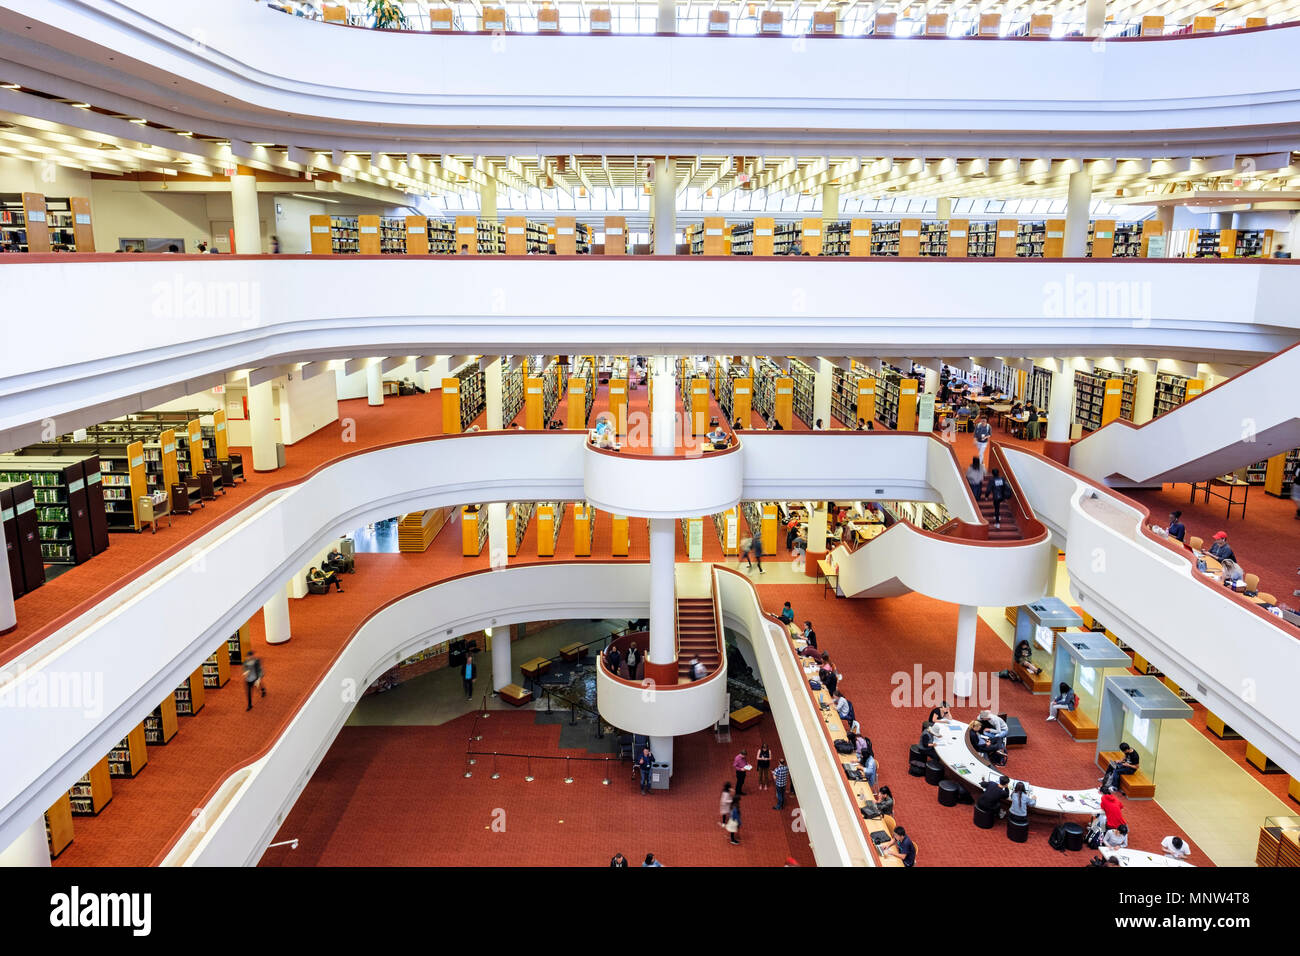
[817,558,840,598]
[1189,476,1250,519]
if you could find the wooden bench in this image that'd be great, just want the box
[1014,661,1052,694]
[498,684,532,707]
[519,657,552,681]
[1099,750,1156,799]
[730,705,764,731]
[559,642,586,662]
[1057,707,1098,741]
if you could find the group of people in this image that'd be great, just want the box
[964,455,1015,527]
[306,547,353,594]
[604,640,644,681]
[718,744,793,845]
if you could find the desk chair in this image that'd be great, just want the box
[1188,536,1204,551]
[1257,592,1277,605]
[1243,573,1260,594]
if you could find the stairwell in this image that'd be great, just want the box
[974,479,1023,542]
[676,597,721,683]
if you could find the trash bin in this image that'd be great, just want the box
[275,442,287,468]
[340,536,355,561]
[650,762,671,790]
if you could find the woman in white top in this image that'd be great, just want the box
[1102,823,1129,849]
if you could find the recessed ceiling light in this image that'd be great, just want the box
[70,102,90,109]
[0,82,19,90]
[251,142,274,147]
[177,131,193,137]
[129,118,148,124]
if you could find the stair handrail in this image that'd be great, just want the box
[988,441,1047,539]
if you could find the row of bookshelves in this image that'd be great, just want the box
[1154,371,1201,418]
[0,193,94,254]
[1072,368,1137,431]
[454,363,487,431]
[752,357,785,424]
[788,359,816,427]
[502,361,525,426]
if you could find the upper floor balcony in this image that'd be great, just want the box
[2,1,1299,154]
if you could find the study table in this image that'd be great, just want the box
[1101,847,1194,867]
[1189,476,1249,520]
[928,718,1103,818]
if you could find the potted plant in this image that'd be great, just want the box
[367,0,409,29]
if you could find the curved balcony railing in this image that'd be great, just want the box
[594,630,728,737]
[583,437,744,519]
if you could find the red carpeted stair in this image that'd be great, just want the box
[974,485,1023,541]
[676,597,720,680]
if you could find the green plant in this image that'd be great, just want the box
[367,0,409,29]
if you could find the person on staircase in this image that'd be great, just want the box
[988,468,1013,530]
[966,457,985,502]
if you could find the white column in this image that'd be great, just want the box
[1064,171,1092,258]
[651,355,677,453]
[0,516,15,634]
[484,357,504,429]
[821,182,840,225]
[648,517,676,675]
[1155,205,1175,238]
[923,365,939,396]
[1129,358,1159,425]
[937,197,953,221]
[263,584,291,645]
[1038,359,1072,444]
[230,173,261,255]
[808,506,829,555]
[0,815,50,867]
[650,734,673,775]
[492,626,512,691]
[813,358,833,428]
[247,378,279,472]
[656,0,676,31]
[1045,544,1061,597]
[366,361,383,407]
[480,174,498,223]
[953,604,978,699]
[653,159,676,255]
[1085,0,1106,36]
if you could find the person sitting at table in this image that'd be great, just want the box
[860,750,879,787]
[1014,639,1042,675]
[1101,742,1141,791]
[881,825,916,867]
[779,601,795,625]
[1166,510,1186,543]
[798,643,826,664]
[818,656,838,695]
[308,565,344,593]
[1102,823,1129,849]
[968,719,1006,765]
[928,700,951,723]
[979,709,1009,747]
[1008,781,1036,822]
[706,424,729,448]
[1100,789,1126,828]
[876,785,895,817]
[977,775,1011,816]
[801,621,817,648]
[1220,557,1245,588]
[917,723,941,760]
[1208,531,1235,562]
[833,691,854,724]
[1161,835,1191,860]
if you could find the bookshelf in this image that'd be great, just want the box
[502,361,525,426]
[572,502,595,557]
[0,195,29,252]
[45,794,74,859]
[967,221,996,257]
[228,622,251,665]
[729,221,754,256]
[143,696,179,745]
[69,758,113,816]
[712,506,741,555]
[1027,366,1053,411]
[870,220,900,256]
[536,502,563,557]
[330,215,360,254]
[789,359,816,427]
[567,357,596,429]
[801,218,825,256]
[919,221,948,257]
[553,217,591,255]
[107,724,149,778]
[1113,222,1144,258]
[203,644,231,688]
[427,219,456,254]
[1016,221,1046,257]
[774,221,801,256]
[1073,369,1135,431]
[1191,228,1222,258]
[823,220,851,257]
[380,216,406,253]
[1154,371,1201,417]
[45,196,76,252]
[752,358,792,429]
[1,480,44,597]
[0,457,99,564]
[717,365,753,428]
[831,363,876,426]
[1264,450,1300,497]
[174,666,206,716]
[460,505,489,556]
[443,362,486,433]
[507,501,535,557]
[876,369,918,430]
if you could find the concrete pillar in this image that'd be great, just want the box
[821,182,840,225]
[492,626,512,691]
[231,172,261,255]
[1085,0,1106,36]
[653,159,676,255]
[247,378,280,472]
[650,734,674,776]
[656,0,675,32]
[651,355,677,453]
[1045,543,1061,597]
[1155,206,1175,238]
[646,517,677,687]
[813,358,833,428]
[484,358,504,430]
[1043,358,1076,464]
[263,584,291,645]
[366,361,383,407]
[1064,171,1092,258]
[953,604,978,700]
[0,815,50,867]
[937,197,953,220]
[480,173,498,223]
[0,515,15,634]
[1132,370,1158,425]
[923,366,939,396]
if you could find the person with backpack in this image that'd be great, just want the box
[1101,742,1141,790]
[242,649,265,711]
[973,416,993,468]
[987,468,1012,528]
[1046,682,1077,721]
[965,456,985,501]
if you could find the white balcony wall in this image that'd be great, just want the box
[583,444,744,518]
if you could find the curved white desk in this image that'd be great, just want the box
[1102,848,1194,867]
[929,718,1102,817]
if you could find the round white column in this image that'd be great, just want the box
[1045,359,1075,444]
[492,626,512,691]
[651,356,677,453]
[263,584,292,645]
[230,173,262,255]
[952,604,978,700]
[650,734,674,776]
[1063,171,1093,258]
[821,182,840,224]
[246,378,279,472]
[653,160,676,255]
[366,362,384,407]
[656,0,675,31]
[0,815,50,867]
[813,358,833,428]
[647,517,677,677]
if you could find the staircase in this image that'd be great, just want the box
[974,482,1023,541]
[676,597,721,682]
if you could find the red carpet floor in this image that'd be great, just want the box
[260,715,815,868]
[753,582,1211,867]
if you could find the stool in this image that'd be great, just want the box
[924,759,945,785]
[908,744,926,764]
[1062,822,1085,851]
[973,805,996,829]
[937,780,959,807]
[1007,814,1029,843]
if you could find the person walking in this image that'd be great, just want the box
[242,649,264,711]
[625,642,640,681]
[610,852,629,867]
[733,750,751,795]
[718,781,734,826]
[636,743,655,795]
[756,743,772,790]
[1291,478,1300,520]
[988,468,1012,529]
[726,795,742,846]
[772,758,790,810]
[973,416,992,469]
[750,533,764,573]
[462,652,477,701]
[965,456,985,501]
